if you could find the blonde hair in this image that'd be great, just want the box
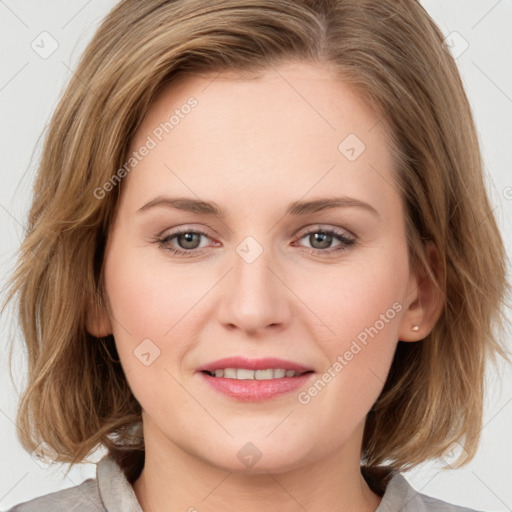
[4,0,509,480]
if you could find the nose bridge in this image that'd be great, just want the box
[219,235,290,333]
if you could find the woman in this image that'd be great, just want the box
[4,0,509,510]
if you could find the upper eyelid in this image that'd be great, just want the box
[160,223,355,239]
[158,224,215,238]
[295,224,355,239]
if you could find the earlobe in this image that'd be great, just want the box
[399,241,445,342]
[86,301,113,338]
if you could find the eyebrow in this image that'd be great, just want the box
[136,195,379,218]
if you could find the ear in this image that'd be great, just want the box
[398,241,445,342]
[86,301,113,338]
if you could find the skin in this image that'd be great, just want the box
[88,61,442,512]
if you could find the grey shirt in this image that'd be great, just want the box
[5,455,481,511]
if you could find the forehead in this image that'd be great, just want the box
[123,61,400,219]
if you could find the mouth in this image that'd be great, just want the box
[201,368,313,380]
[197,357,315,401]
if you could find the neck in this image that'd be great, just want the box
[132,419,382,512]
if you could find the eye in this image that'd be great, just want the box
[155,228,215,257]
[293,226,356,256]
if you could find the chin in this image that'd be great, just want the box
[195,437,315,475]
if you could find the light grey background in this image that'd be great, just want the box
[1,1,511,510]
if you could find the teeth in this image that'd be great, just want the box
[208,368,305,380]
[223,368,237,379]
[237,368,255,380]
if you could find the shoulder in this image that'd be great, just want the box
[3,454,142,512]
[378,472,484,512]
[4,477,103,512]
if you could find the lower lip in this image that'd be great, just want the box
[199,371,314,402]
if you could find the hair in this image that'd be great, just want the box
[4,0,509,481]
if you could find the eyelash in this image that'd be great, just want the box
[154,225,356,258]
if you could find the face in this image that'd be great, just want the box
[95,61,423,473]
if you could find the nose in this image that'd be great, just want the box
[216,242,292,336]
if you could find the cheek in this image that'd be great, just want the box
[102,243,209,396]
[297,247,407,351]
[103,278,201,423]
[104,241,209,339]
[293,248,407,414]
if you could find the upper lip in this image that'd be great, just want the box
[198,357,313,373]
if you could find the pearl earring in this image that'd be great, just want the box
[412,325,420,332]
